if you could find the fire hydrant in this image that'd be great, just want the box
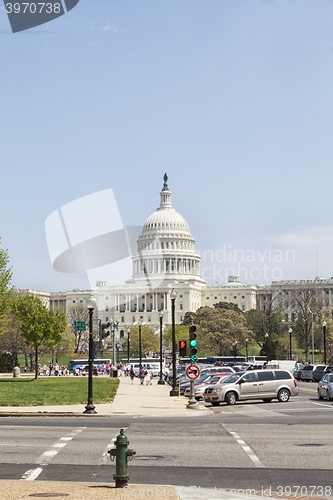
[108,428,136,488]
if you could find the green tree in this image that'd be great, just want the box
[193,306,253,356]
[0,310,26,371]
[0,240,14,323]
[127,324,159,356]
[163,324,189,349]
[12,294,67,379]
[52,325,76,363]
[213,301,243,314]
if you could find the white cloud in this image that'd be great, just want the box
[103,23,110,32]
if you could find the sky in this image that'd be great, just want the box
[1,0,333,292]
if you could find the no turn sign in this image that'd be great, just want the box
[185,364,201,380]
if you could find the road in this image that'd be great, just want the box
[0,381,332,493]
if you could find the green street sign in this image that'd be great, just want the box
[75,321,86,331]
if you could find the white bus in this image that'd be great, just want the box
[124,357,166,376]
[68,359,112,372]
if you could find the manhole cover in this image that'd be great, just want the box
[29,494,70,498]
[298,444,323,447]
[134,455,164,460]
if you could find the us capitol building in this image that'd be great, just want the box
[22,174,333,341]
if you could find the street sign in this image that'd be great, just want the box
[185,364,201,380]
[75,321,86,331]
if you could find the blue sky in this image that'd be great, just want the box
[1,0,333,291]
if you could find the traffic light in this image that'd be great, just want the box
[179,339,187,357]
[189,324,198,363]
[99,321,110,347]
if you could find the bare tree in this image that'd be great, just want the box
[67,303,89,352]
[290,286,324,362]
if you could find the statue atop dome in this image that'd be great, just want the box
[162,173,169,191]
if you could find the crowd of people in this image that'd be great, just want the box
[38,361,171,382]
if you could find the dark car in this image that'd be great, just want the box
[293,367,304,381]
[312,365,328,382]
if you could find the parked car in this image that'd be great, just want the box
[318,373,333,400]
[184,373,233,399]
[179,368,235,394]
[300,365,316,382]
[203,369,299,406]
[312,365,328,382]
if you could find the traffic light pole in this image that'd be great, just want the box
[187,319,201,409]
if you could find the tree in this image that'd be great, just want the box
[67,303,89,352]
[0,310,26,371]
[12,294,67,379]
[193,306,253,356]
[213,301,243,314]
[245,291,284,359]
[127,324,159,356]
[0,240,14,323]
[163,324,189,349]
[290,286,325,362]
[52,326,76,363]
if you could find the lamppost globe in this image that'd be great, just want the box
[170,290,177,301]
[86,294,97,310]
[323,321,327,327]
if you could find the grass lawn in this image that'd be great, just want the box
[0,377,119,407]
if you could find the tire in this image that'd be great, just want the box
[211,402,220,406]
[262,398,273,403]
[327,390,333,401]
[277,388,290,402]
[225,391,237,406]
[318,391,323,400]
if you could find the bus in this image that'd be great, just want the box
[123,357,166,376]
[68,358,112,372]
[179,355,267,366]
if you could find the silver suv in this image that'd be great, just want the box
[203,369,299,406]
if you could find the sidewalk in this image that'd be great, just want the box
[0,375,210,417]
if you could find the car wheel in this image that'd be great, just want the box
[211,402,220,406]
[327,390,332,401]
[262,398,273,403]
[318,391,323,400]
[225,391,237,405]
[278,389,290,402]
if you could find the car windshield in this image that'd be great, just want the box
[328,375,333,383]
[223,373,243,383]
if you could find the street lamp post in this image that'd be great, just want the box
[245,338,248,362]
[83,294,97,415]
[126,325,130,364]
[110,318,120,366]
[158,312,165,385]
[233,341,237,363]
[288,328,293,360]
[170,289,178,396]
[265,333,269,362]
[308,309,315,365]
[323,321,327,364]
[139,316,143,372]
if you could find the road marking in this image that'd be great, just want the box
[222,425,264,468]
[21,468,43,481]
[299,388,317,393]
[309,401,333,409]
[99,428,128,465]
[21,427,86,481]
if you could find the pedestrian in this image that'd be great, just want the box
[139,367,145,385]
[130,365,135,385]
[145,366,152,386]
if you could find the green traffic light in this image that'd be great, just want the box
[190,339,197,347]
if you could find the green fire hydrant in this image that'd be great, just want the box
[108,428,136,488]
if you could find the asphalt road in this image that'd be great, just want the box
[0,381,332,493]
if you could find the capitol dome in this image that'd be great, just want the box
[131,174,204,284]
